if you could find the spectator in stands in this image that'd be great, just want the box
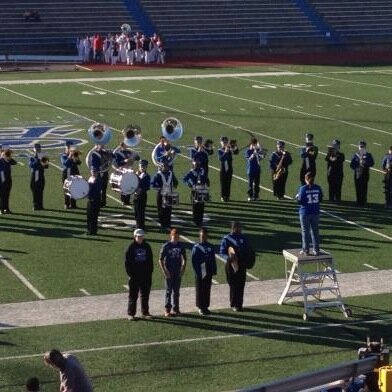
[23,10,40,22]
[83,35,91,63]
[126,36,136,65]
[93,33,103,64]
[25,377,40,391]
[141,34,152,64]
[156,38,165,64]
[103,34,113,64]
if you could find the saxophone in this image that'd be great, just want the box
[273,152,286,181]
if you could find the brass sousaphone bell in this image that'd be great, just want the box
[123,124,142,147]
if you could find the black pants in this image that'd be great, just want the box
[272,171,288,199]
[134,192,147,229]
[86,199,100,234]
[247,171,260,199]
[327,174,343,202]
[192,200,205,226]
[225,267,246,309]
[31,180,44,209]
[128,276,152,316]
[0,181,12,212]
[354,175,369,205]
[100,172,109,207]
[157,192,172,228]
[220,169,232,200]
[121,193,131,205]
[195,275,213,311]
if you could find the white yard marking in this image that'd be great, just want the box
[160,78,392,137]
[81,91,94,96]
[151,90,166,93]
[220,108,227,112]
[75,64,93,72]
[373,142,382,146]
[119,113,125,116]
[363,264,379,271]
[118,89,140,94]
[200,109,206,113]
[123,285,128,290]
[1,316,390,361]
[79,289,91,296]
[0,256,45,300]
[1,82,389,243]
[0,71,298,86]
[212,279,219,284]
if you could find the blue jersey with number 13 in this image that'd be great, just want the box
[297,184,323,215]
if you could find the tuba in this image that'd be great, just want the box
[85,122,113,171]
[152,117,184,166]
[123,124,142,147]
[121,23,132,35]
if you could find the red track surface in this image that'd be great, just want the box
[81,50,392,72]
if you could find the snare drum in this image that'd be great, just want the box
[193,188,210,203]
[162,191,180,207]
[110,169,139,195]
[63,175,89,200]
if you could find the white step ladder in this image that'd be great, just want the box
[278,249,351,320]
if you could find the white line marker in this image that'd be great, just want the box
[123,285,128,290]
[296,105,303,109]
[1,317,390,361]
[79,289,91,296]
[316,105,323,108]
[212,279,219,284]
[200,109,206,113]
[363,264,379,270]
[240,108,246,111]
[335,104,341,107]
[220,108,227,112]
[98,113,104,117]
[373,142,382,146]
[119,113,125,116]
[75,64,93,72]
[0,256,45,300]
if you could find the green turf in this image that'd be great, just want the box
[0,63,391,390]
[0,293,391,391]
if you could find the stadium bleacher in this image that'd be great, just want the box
[308,0,392,43]
[0,0,138,56]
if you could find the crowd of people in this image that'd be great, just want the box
[76,30,165,65]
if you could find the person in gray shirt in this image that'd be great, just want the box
[44,349,93,392]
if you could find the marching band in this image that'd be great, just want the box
[0,118,390,228]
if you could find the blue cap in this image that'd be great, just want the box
[65,140,74,147]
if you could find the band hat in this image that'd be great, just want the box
[194,136,203,141]
[277,140,285,147]
[305,133,314,140]
[139,159,148,167]
[134,228,145,237]
[65,140,74,147]
[34,143,41,149]
[359,140,366,147]
[220,136,228,142]
[332,139,341,146]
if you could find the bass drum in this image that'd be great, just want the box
[63,175,89,200]
[110,169,139,195]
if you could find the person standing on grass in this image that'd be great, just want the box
[191,227,217,316]
[220,221,249,312]
[86,168,102,235]
[29,153,49,211]
[159,228,187,317]
[125,228,154,320]
[296,171,323,256]
[44,349,93,392]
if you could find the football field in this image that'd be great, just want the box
[0,62,391,390]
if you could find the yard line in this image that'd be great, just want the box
[237,76,392,111]
[159,78,392,137]
[0,71,298,86]
[212,278,219,284]
[123,285,128,290]
[0,256,46,300]
[0,316,390,362]
[2,84,389,243]
[363,264,379,271]
[79,289,91,296]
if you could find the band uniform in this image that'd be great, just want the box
[61,141,81,209]
[190,136,213,186]
[183,160,208,227]
[300,133,318,185]
[86,169,102,235]
[218,136,239,202]
[381,146,392,208]
[0,148,17,214]
[191,228,217,315]
[350,141,375,205]
[133,160,150,230]
[220,222,249,311]
[245,138,264,201]
[29,154,49,211]
[325,140,345,202]
[113,142,140,206]
[269,140,292,200]
[151,161,178,230]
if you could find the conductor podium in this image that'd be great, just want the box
[278,249,351,320]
